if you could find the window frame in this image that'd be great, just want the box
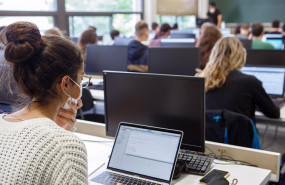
[0,0,144,36]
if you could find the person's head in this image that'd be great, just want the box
[135,21,149,41]
[110,29,120,40]
[196,37,246,91]
[88,26,97,32]
[251,23,264,38]
[172,23,178,30]
[240,22,250,35]
[160,23,171,36]
[0,22,84,108]
[0,26,5,33]
[272,20,280,28]
[151,22,159,33]
[44,27,64,37]
[209,2,216,13]
[78,28,97,52]
[197,22,222,69]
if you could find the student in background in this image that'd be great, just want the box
[236,22,250,40]
[251,23,275,49]
[196,22,222,70]
[44,27,64,37]
[269,20,282,34]
[0,22,87,184]
[110,29,120,45]
[151,22,160,34]
[78,28,97,59]
[196,37,280,122]
[207,2,223,28]
[149,23,171,46]
[172,23,178,30]
[127,21,149,73]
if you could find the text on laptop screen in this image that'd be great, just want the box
[266,39,283,50]
[241,67,285,96]
[108,125,181,181]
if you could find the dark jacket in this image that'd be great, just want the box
[206,70,280,123]
[127,40,148,72]
[206,109,260,149]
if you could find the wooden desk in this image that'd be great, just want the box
[75,133,271,185]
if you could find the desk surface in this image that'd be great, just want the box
[75,133,271,185]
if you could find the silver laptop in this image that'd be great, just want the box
[89,122,183,185]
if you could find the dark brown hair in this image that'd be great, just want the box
[78,28,97,57]
[110,29,120,40]
[251,23,264,37]
[197,23,222,69]
[0,21,83,105]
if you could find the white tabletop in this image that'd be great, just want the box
[75,133,271,185]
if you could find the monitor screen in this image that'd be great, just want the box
[170,30,196,39]
[85,45,128,75]
[266,39,283,50]
[148,47,200,76]
[104,71,205,152]
[108,123,182,182]
[246,49,285,67]
[160,38,195,47]
[241,66,285,96]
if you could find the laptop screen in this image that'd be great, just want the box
[266,39,283,50]
[241,66,285,96]
[108,123,182,183]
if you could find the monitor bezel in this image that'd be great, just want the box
[103,70,205,152]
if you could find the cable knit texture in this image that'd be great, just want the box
[0,114,88,184]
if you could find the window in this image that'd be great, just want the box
[69,16,111,37]
[65,0,142,12]
[0,16,54,33]
[112,14,141,37]
[0,0,56,11]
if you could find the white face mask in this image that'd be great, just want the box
[209,8,215,13]
[63,78,82,110]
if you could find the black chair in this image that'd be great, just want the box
[206,109,260,149]
[77,88,105,123]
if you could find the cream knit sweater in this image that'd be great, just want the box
[0,114,88,184]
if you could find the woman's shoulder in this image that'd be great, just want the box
[230,70,261,84]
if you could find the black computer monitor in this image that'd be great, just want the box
[246,49,285,67]
[104,71,205,152]
[239,39,252,50]
[148,47,200,76]
[85,45,128,75]
[170,30,196,39]
[160,38,196,47]
[196,18,211,27]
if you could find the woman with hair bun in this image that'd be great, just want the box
[0,22,88,184]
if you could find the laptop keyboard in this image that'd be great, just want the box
[178,151,213,175]
[91,171,162,185]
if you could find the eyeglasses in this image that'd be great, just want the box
[80,75,93,88]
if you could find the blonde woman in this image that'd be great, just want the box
[196,37,280,122]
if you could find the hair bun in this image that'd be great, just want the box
[2,21,45,64]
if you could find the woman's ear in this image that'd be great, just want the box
[60,75,71,96]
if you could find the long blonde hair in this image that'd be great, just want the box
[196,37,246,91]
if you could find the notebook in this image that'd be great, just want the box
[89,122,183,185]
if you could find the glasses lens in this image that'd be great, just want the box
[82,77,90,88]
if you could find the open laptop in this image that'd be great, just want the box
[241,66,285,105]
[89,122,183,185]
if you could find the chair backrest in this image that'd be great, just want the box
[81,88,94,112]
[206,109,261,149]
